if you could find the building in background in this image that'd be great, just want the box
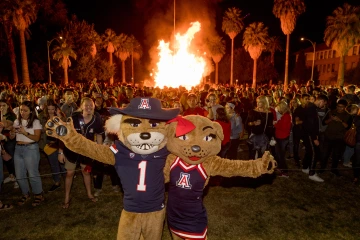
[296,42,360,86]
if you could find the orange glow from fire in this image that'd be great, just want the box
[154,22,206,90]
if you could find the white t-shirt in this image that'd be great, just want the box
[13,119,42,143]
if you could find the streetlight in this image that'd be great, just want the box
[47,36,62,84]
[300,37,316,81]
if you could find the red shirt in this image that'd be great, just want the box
[274,113,292,139]
[215,120,231,146]
[183,107,208,117]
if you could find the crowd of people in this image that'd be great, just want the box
[0,79,360,211]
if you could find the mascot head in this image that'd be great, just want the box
[167,115,224,165]
[105,97,179,155]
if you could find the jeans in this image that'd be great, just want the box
[343,145,354,165]
[321,137,346,172]
[48,150,66,183]
[227,138,240,160]
[14,143,43,195]
[275,137,289,173]
[93,161,120,189]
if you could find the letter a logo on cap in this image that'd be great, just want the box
[138,98,151,110]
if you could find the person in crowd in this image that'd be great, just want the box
[225,102,243,159]
[320,99,351,176]
[61,97,104,208]
[205,93,223,120]
[301,94,328,182]
[352,107,360,184]
[214,107,231,158]
[60,90,77,118]
[183,93,208,117]
[292,95,308,167]
[274,101,292,177]
[343,104,360,167]
[0,98,18,188]
[246,95,274,159]
[13,94,30,117]
[341,85,360,105]
[9,101,43,206]
[92,94,121,197]
[172,101,184,115]
[38,99,66,192]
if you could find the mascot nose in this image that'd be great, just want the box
[191,145,201,153]
[140,132,151,140]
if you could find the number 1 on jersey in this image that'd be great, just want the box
[137,161,147,191]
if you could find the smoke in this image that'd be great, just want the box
[135,0,223,71]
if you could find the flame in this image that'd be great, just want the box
[154,22,206,90]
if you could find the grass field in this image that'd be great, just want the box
[1,143,360,240]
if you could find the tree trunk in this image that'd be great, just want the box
[19,29,30,86]
[215,61,219,85]
[252,58,257,89]
[271,51,275,66]
[3,22,18,84]
[131,53,134,86]
[284,34,290,90]
[337,54,345,87]
[230,38,234,86]
[63,65,68,86]
[122,60,126,84]
[109,52,114,85]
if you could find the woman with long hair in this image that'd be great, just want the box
[9,101,43,206]
[38,99,66,192]
[246,95,274,159]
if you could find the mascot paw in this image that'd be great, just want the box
[261,151,277,174]
[46,117,74,138]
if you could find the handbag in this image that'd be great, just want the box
[0,142,12,161]
[344,123,356,147]
[44,142,58,155]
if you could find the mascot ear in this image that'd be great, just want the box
[105,114,123,134]
[212,121,224,141]
[166,121,177,138]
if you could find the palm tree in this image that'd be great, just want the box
[11,0,38,86]
[206,36,226,85]
[273,0,305,90]
[324,3,360,87]
[222,7,244,86]
[115,33,132,84]
[89,28,101,59]
[243,22,269,88]
[128,35,142,86]
[0,0,18,84]
[102,29,119,85]
[52,41,77,86]
[266,36,283,66]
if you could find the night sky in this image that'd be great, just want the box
[63,0,359,53]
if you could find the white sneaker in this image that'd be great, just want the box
[14,182,19,189]
[309,174,324,182]
[94,189,102,197]
[3,176,16,184]
[302,168,309,174]
[343,163,352,168]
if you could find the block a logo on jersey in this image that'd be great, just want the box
[138,98,151,110]
[176,172,192,189]
[129,153,135,158]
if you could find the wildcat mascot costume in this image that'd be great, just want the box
[46,97,276,240]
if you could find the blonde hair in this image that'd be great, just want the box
[276,100,290,114]
[256,95,270,112]
[75,97,94,112]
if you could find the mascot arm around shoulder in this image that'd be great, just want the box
[46,117,115,165]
